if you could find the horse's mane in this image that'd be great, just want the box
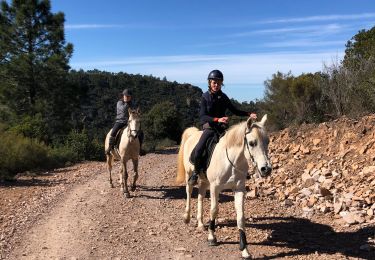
[224,120,265,147]
[225,121,247,147]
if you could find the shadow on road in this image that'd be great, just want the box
[0,177,70,187]
[219,217,374,259]
[135,185,234,202]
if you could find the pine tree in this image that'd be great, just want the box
[0,0,73,141]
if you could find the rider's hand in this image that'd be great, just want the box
[249,113,257,120]
[218,117,228,123]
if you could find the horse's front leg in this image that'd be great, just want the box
[131,158,138,192]
[183,180,193,224]
[120,160,130,198]
[106,154,114,188]
[234,188,251,259]
[208,185,219,246]
[197,181,208,231]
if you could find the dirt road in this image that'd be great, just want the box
[1,149,373,259]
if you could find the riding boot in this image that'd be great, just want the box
[105,136,116,155]
[188,158,202,185]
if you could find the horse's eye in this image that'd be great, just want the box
[249,140,256,147]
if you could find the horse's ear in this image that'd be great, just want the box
[128,108,132,114]
[258,114,268,128]
[136,107,140,114]
[247,114,267,129]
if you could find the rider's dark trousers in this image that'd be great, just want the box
[111,122,144,146]
[194,128,216,165]
[110,122,126,138]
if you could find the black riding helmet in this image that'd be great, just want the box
[207,70,224,81]
[122,89,133,96]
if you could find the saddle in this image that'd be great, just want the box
[114,128,125,149]
[189,131,225,173]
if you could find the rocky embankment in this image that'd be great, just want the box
[249,114,375,227]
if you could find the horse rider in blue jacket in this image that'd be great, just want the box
[106,89,145,155]
[188,70,257,185]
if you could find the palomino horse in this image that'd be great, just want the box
[176,115,272,259]
[105,108,141,198]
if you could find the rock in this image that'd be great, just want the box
[300,188,312,197]
[319,187,332,197]
[301,172,312,182]
[340,211,358,225]
[246,189,257,199]
[284,199,294,207]
[307,196,317,207]
[334,201,343,214]
[313,139,321,146]
[321,179,333,189]
[304,178,316,188]
[362,166,375,175]
[291,144,300,154]
[306,163,315,172]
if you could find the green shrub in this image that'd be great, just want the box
[0,131,49,179]
[64,129,90,161]
[87,138,105,161]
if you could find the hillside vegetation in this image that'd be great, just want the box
[1,0,375,179]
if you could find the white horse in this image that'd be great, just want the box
[176,115,272,259]
[105,108,141,198]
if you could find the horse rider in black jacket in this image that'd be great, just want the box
[188,70,257,185]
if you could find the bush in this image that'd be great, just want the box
[87,138,105,161]
[0,129,100,180]
[64,129,90,162]
[0,131,50,179]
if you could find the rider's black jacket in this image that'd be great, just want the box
[199,90,248,129]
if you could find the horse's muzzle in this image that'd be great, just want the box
[259,165,272,177]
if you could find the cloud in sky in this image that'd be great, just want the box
[231,24,345,38]
[65,24,124,29]
[71,50,343,85]
[261,12,375,24]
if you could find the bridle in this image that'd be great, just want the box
[127,118,140,138]
[225,129,257,176]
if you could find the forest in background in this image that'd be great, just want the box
[0,0,374,179]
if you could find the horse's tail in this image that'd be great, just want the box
[176,127,199,184]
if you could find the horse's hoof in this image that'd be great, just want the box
[208,238,218,246]
[183,213,190,224]
[124,192,131,198]
[242,256,252,260]
[196,225,205,232]
[130,186,136,192]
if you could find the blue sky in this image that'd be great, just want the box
[52,0,375,102]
